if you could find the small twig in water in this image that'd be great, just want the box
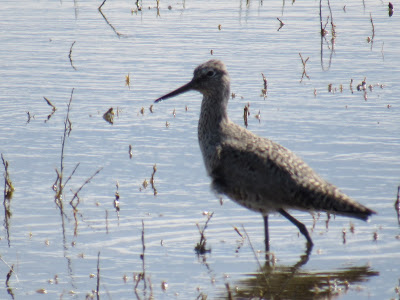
[299,53,310,82]
[129,145,133,159]
[327,0,336,38]
[98,0,106,10]
[277,17,285,31]
[43,96,57,122]
[233,226,244,239]
[96,251,101,300]
[1,256,18,282]
[1,154,15,200]
[135,220,147,291]
[369,13,375,49]
[69,41,77,70]
[350,79,354,94]
[243,103,250,128]
[125,73,131,89]
[150,164,157,196]
[105,210,109,234]
[141,220,146,286]
[98,0,123,37]
[69,167,103,235]
[389,2,394,17]
[225,283,233,300]
[395,185,400,225]
[114,181,120,221]
[63,163,80,188]
[52,88,75,214]
[43,96,56,111]
[319,0,328,36]
[195,212,214,255]
[261,73,268,98]
[26,111,35,124]
[242,225,263,270]
[2,154,14,246]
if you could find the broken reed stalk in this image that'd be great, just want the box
[243,104,249,128]
[69,41,77,71]
[395,186,400,225]
[69,167,103,236]
[98,0,106,10]
[276,18,284,31]
[225,283,233,300]
[149,164,157,196]
[53,89,74,213]
[319,0,324,35]
[55,89,74,196]
[5,264,15,298]
[299,53,310,82]
[70,167,103,207]
[60,90,74,172]
[43,96,57,122]
[141,220,146,289]
[241,225,264,270]
[105,210,109,234]
[319,0,334,36]
[96,251,101,300]
[64,163,80,188]
[370,13,375,38]
[261,73,268,98]
[1,154,15,200]
[1,255,18,299]
[114,182,120,212]
[1,154,14,247]
[195,212,214,254]
[135,220,147,291]
[1,256,18,281]
[369,13,375,49]
[98,0,123,37]
[327,0,335,38]
[43,96,57,111]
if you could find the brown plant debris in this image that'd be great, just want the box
[261,73,268,98]
[243,103,250,128]
[125,73,131,89]
[395,186,400,225]
[299,53,310,82]
[103,107,114,124]
[43,96,57,122]
[277,18,285,31]
[150,164,157,196]
[69,41,77,70]
[195,212,214,255]
[1,154,15,200]
[129,145,133,159]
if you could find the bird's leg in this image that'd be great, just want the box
[278,209,314,251]
[263,215,270,254]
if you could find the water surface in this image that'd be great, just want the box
[1,0,399,299]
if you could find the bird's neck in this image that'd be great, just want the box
[197,92,230,175]
[198,92,229,135]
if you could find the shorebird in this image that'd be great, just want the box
[155,60,375,253]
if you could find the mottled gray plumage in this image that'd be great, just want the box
[155,59,375,252]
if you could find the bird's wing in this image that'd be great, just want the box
[212,132,314,204]
[210,125,374,219]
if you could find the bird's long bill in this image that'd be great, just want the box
[154,81,194,103]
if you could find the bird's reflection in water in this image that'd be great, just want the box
[225,250,378,299]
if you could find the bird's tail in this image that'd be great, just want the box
[300,184,376,221]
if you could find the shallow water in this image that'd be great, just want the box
[1,0,400,299]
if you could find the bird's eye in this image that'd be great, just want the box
[206,70,215,77]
